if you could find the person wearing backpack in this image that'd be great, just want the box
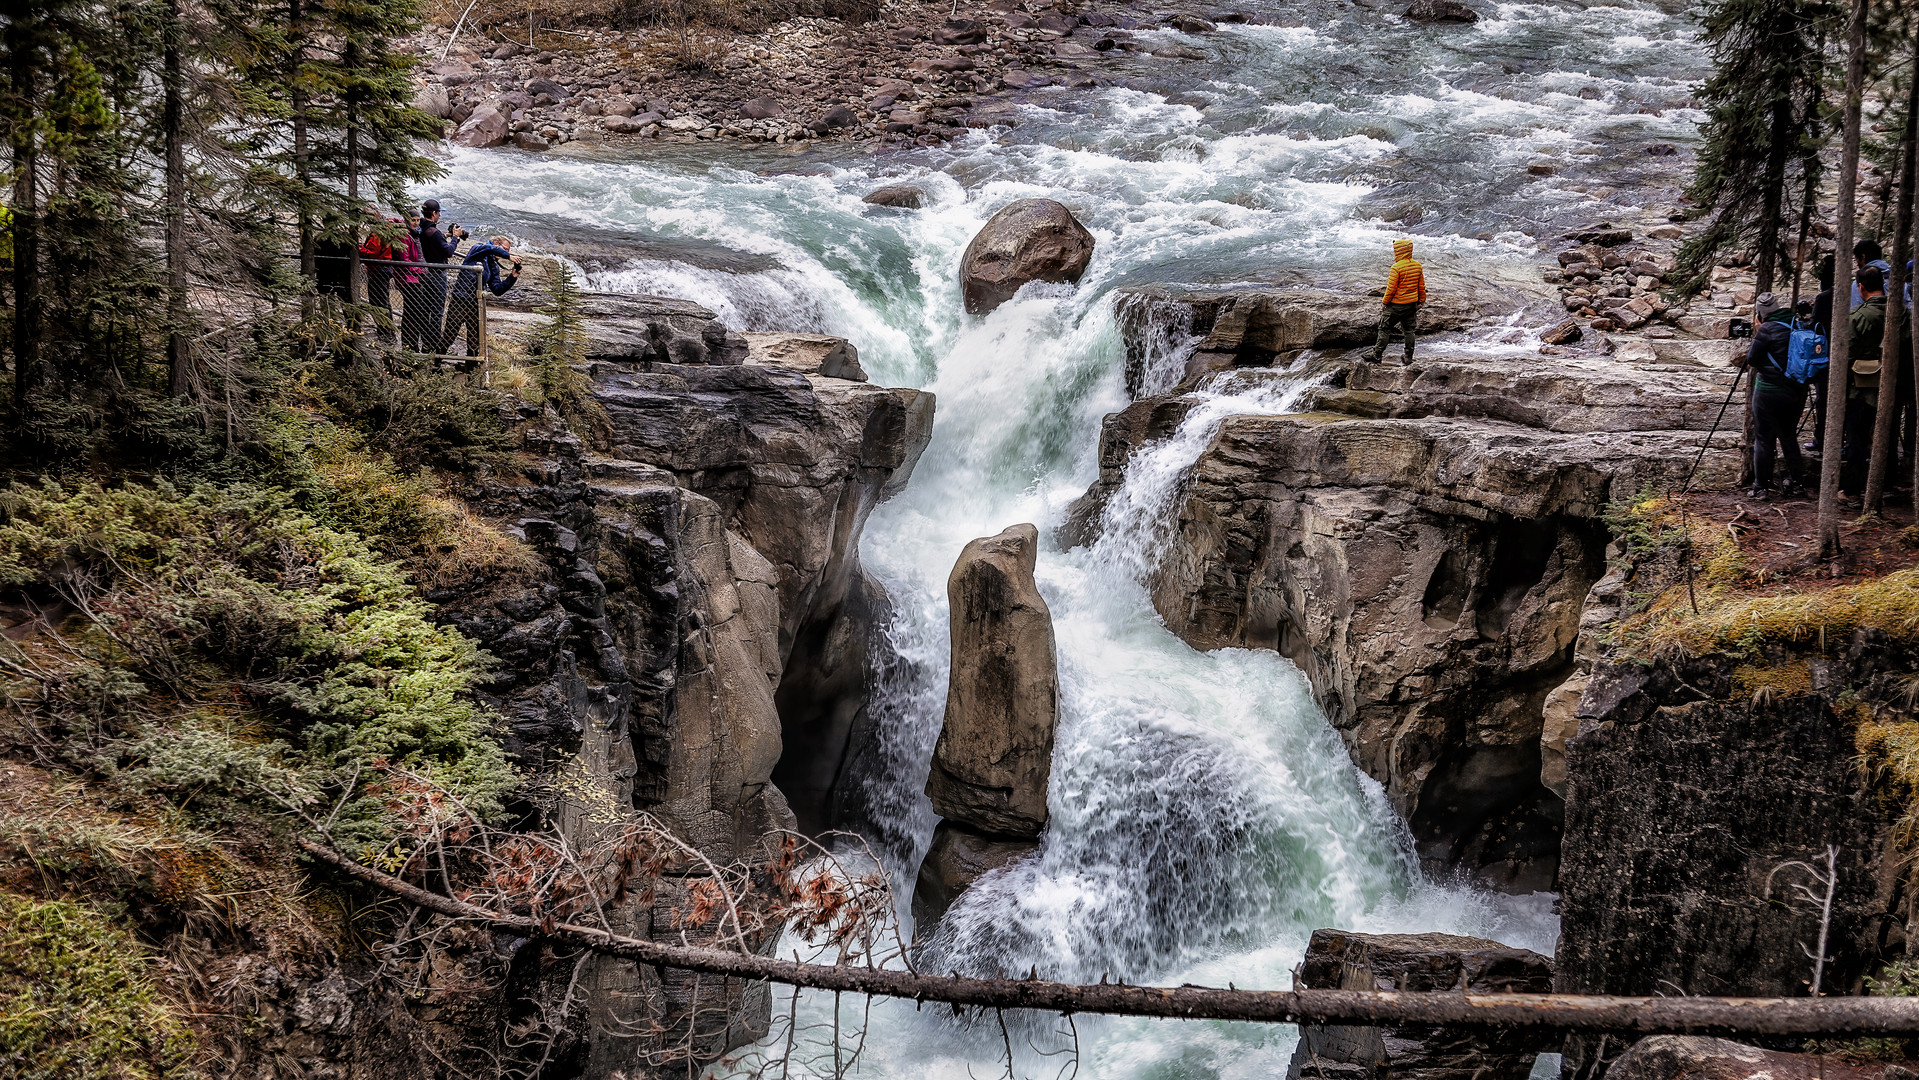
[1739,294,1807,499]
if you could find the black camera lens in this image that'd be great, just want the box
[1728,318,1753,339]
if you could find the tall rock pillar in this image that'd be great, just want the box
[913,523,1060,931]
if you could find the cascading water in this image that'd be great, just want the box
[423,1,1707,1072]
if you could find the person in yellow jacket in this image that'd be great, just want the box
[1372,238,1426,364]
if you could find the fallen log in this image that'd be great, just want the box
[301,839,1919,1037]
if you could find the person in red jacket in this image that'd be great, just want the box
[359,220,398,342]
[1371,239,1426,364]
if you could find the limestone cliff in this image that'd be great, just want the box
[1064,302,1741,890]
[432,295,933,1073]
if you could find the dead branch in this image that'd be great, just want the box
[300,839,1919,1038]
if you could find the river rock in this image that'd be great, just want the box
[526,76,569,102]
[1285,929,1554,1080]
[924,523,1059,838]
[863,184,925,209]
[812,104,860,131]
[453,105,509,148]
[740,95,785,119]
[1540,319,1583,345]
[912,821,1039,928]
[413,84,452,119]
[1605,1037,1896,1080]
[1404,0,1479,21]
[959,199,1097,315]
[742,331,867,381]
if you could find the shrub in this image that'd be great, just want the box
[0,891,195,1080]
[0,481,517,846]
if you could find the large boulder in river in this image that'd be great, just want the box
[924,523,1058,838]
[864,184,926,209]
[453,105,509,148]
[1285,929,1554,1080]
[960,199,1096,315]
[1405,0,1478,21]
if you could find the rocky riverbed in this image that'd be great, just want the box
[410,0,1274,149]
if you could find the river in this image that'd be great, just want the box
[425,2,1705,1073]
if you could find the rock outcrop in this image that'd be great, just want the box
[914,523,1059,927]
[1114,285,1484,397]
[1285,929,1554,1080]
[1065,341,1741,890]
[1404,0,1479,22]
[960,199,1096,315]
[574,315,934,833]
[743,330,867,381]
[1607,1037,1904,1080]
[447,290,933,1072]
[1555,651,1905,1074]
[490,292,749,366]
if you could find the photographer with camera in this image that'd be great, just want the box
[413,199,465,352]
[439,234,522,358]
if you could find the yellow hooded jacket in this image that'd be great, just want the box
[1383,240,1426,305]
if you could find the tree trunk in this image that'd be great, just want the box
[1791,49,1827,308]
[1864,54,1919,512]
[296,838,1919,1039]
[163,0,193,400]
[1755,91,1796,295]
[1819,0,1870,561]
[291,0,312,285]
[8,16,41,429]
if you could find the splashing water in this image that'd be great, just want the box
[421,1,1708,1071]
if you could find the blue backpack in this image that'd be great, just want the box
[1785,322,1829,385]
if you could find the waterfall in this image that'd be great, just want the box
[416,2,1706,1070]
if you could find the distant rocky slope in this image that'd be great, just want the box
[407,0,1263,149]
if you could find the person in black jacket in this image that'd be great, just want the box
[1740,293,1807,499]
[414,199,465,352]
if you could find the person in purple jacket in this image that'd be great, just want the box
[439,235,522,357]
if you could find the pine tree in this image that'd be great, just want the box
[1681,0,1837,292]
[530,263,611,445]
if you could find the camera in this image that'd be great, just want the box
[1728,317,1753,339]
[449,224,468,240]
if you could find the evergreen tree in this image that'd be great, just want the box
[1681,0,1837,292]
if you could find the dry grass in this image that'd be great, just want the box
[1639,567,1919,660]
[310,431,544,591]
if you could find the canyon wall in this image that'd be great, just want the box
[1067,302,1739,889]
[433,295,933,1073]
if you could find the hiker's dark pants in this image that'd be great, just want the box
[1841,391,1878,494]
[399,280,434,351]
[1750,381,1806,489]
[1373,302,1419,362]
[1806,375,1826,450]
[366,270,394,342]
[440,292,481,357]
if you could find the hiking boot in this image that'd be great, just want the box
[1746,486,1770,501]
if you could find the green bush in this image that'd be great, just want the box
[0,891,195,1080]
[0,481,517,846]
